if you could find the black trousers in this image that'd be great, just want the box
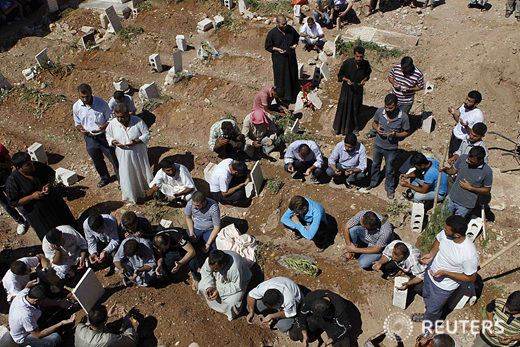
[84,134,119,182]
[448,133,463,158]
[286,221,330,249]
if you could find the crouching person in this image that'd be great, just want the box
[114,238,156,287]
[42,226,88,279]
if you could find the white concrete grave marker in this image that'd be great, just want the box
[100,13,109,29]
[35,48,50,68]
[149,54,163,72]
[466,217,483,242]
[424,81,434,94]
[393,276,408,309]
[173,50,183,74]
[139,82,159,100]
[0,326,16,347]
[55,168,78,186]
[81,33,96,50]
[176,35,187,51]
[294,91,305,112]
[411,202,424,233]
[113,78,129,91]
[318,52,327,63]
[320,62,330,81]
[238,0,249,14]
[249,161,264,197]
[422,113,435,133]
[72,268,105,314]
[213,15,225,28]
[204,162,216,183]
[105,5,123,33]
[28,143,48,164]
[307,92,322,109]
[298,63,304,79]
[47,0,59,12]
[293,5,301,23]
[224,0,234,10]
[290,118,300,134]
[197,18,214,32]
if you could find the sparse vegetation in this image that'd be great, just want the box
[248,0,292,14]
[246,84,260,91]
[142,100,161,112]
[419,200,450,253]
[224,112,236,121]
[137,0,153,10]
[40,62,76,78]
[118,25,144,43]
[273,114,320,146]
[255,241,280,270]
[219,12,246,34]
[1,86,66,118]
[59,8,74,18]
[482,230,497,248]
[336,37,403,62]
[266,178,283,194]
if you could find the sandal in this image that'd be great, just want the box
[290,233,303,241]
[410,313,425,323]
[339,252,355,262]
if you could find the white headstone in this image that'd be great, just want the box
[0,326,16,347]
[238,0,249,14]
[55,168,79,186]
[307,92,322,109]
[294,5,301,23]
[47,0,59,12]
[290,118,300,134]
[35,48,50,68]
[294,91,305,112]
[176,35,187,51]
[197,18,214,31]
[81,33,96,50]
[249,161,264,197]
[298,63,304,79]
[245,181,254,199]
[320,62,330,81]
[28,143,48,164]
[224,0,234,10]
[424,81,434,94]
[139,82,159,100]
[318,52,327,63]
[100,13,109,29]
[173,50,183,74]
[72,268,105,314]
[22,67,36,80]
[422,113,435,133]
[213,15,225,28]
[450,283,474,310]
[149,53,163,72]
[333,34,340,58]
[393,276,408,310]
[105,5,123,33]
[204,162,216,183]
[466,217,483,242]
[113,79,129,91]
[411,202,424,233]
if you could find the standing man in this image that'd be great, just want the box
[73,83,119,188]
[284,140,324,183]
[265,15,300,104]
[184,191,221,253]
[106,104,153,204]
[388,56,424,115]
[368,94,411,199]
[448,91,484,157]
[327,133,367,188]
[411,215,478,326]
[506,0,520,21]
[333,46,372,136]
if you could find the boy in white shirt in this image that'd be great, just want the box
[148,156,196,202]
[2,255,49,303]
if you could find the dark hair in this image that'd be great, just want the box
[262,289,283,308]
[393,243,410,260]
[123,239,139,257]
[113,91,125,101]
[445,215,467,236]
[46,228,62,245]
[344,133,357,146]
[297,144,311,157]
[472,123,487,136]
[362,211,380,229]
[89,305,108,328]
[158,156,177,170]
[384,93,398,106]
[506,291,520,313]
[311,298,333,318]
[401,56,414,69]
[121,212,137,229]
[431,334,455,347]
[231,162,248,176]
[191,191,205,203]
[10,260,28,275]
[154,233,170,248]
[113,103,128,115]
[28,284,49,300]
[12,152,31,169]
[468,90,482,104]
[221,121,235,136]
[289,195,309,214]
[88,213,104,231]
[353,46,365,55]
[306,17,315,24]
[468,146,486,161]
[410,153,429,167]
[78,83,92,94]
[208,250,228,267]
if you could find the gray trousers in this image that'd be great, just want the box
[423,269,456,325]
[244,137,275,157]
[254,300,295,332]
[507,0,520,17]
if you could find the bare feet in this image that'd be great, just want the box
[189,273,199,291]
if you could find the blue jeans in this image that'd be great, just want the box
[326,163,366,184]
[300,37,324,46]
[194,227,216,251]
[370,145,397,193]
[447,196,471,218]
[349,225,382,270]
[411,180,445,203]
[84,134,119,182]
[163,250,200,281]
[313,10,330,25]
[21,332,61,347]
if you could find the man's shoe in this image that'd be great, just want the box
[17,222,29,235]
[505,11,512,17]
[387,191,395,199]
[310,176,319,184]
[97,180,109,188]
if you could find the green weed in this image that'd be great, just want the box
[248,0,292,14]
[59,8,74,18]
[336,37,403,62]
[419,200,450,254]
[255,241,280,270]
[137,0,153,10]
[118,25,144,43]
[266,178,283,194]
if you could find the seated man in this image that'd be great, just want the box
[299,18,325,51]
[400,153,448,204]
[331,0,354,25]
[209,159,250,206]
[2,254,49,304]
[108,91,137,115]
[114,238,156,287]
[42,226,88,279]
[326,133,367,188]
[290,289,355,347]
[440,146,492,218]
[448,122,488,165]
[281,195,329,253]
[246,277,303,333]
[372,241,426,296]
[253,85,288,113]
[242,109,278,159]
[284,140,324,183]
[148,156,196,202]
[473,290,520,347]
[313,0,332,26]
[83,212,120,268]
[341,210,395,270]
[120,211,155,239]
[184,191,221,252]
[153,227,199,290]
[198,250,252,321]
[75,303,137,347]
[208,119,245,158]
[9,284,75,347]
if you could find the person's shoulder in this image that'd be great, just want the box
[72,99,83,110]
[357,142,366,151]
[414,66,424,75]
[92,95,109,106]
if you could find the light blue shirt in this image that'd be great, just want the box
[284,140,324,168]
[281,198,327,240]
[72,96,112,135]
[329,142,367,171]
[83,214,120,255]
[108,95,137,113]
[422,158,448,195]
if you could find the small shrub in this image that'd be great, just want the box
[273,114,319,146]
[266,178,283,194]
[219,12,246,33]
[419,200,450,254]
[137,0,153,10]
[255,241,280,270]
[249,0,292,14]
[336,37,403,62]
[118,25,144,43]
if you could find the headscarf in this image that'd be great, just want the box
[249,109,269,125]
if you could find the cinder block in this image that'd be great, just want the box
[100,13,109,29]
[148,53,163,72]
[238,0,248,14]
[81,33,96,50]
[197,18,214,31]
[132,8,139,18]
[35,48,50,68]
[204,162,216,183]
[113,79,129,91]
[466,217,483,242]
[22,67,36,80]
[213,15,225,28]
[424,81,434,94]
[411,202,424,233]
[320,62,330,81]
[176,35,187,51]
[307,92,322,109]
[298,63,304,79]
[224,0,234,10]
[55,168,78,186]
[310,65,321,88]
[294,91,305,112]
[105,5,123,33]
[139,82,159,100]
[249,161,264,197]
[173,50,183,74]
[0,326,17,347]
[393,276,408,310]
[27,143,48,164]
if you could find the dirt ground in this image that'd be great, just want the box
[0,0,520,345]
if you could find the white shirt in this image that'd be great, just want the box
[2,257,39,303]
[108,95,137,113]
[429,230,479,291]
[83,214,120,255]
[42,225,88,266]
[299,22,324,38]
[149,165,196,199]
[73,96,113,135]
[9,288,41,344]
[248,277,303,318]
[452,105,484,140]
[284,140,324,168]
[209,158,234,193]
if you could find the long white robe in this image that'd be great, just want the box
[106,116,153,203]
[198,250,252,321]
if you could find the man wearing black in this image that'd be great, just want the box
[265,15,300,104]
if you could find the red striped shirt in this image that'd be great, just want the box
[388,64,424,104]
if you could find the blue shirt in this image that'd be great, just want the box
[281,198,327,240]
[328,142,367,171]
[284,140,324,168]
[423,158,448,195]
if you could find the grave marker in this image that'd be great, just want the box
[55,168,79,186]
[176,35,187,51]
[35,48,50,68]
[72,268,105,314]
[81,33,96,50]
[28,143,48,164]
[318,52,327,63]
[298,63,304,79]
[307,92,322,109]
[393,276,408,309]
[100,13,109,29]
[105,5,123,33]
[238,0,249,14]
[294,91,305,112]
[320,62,330,81]
[204,163,216,183]
[411,203,424,233]
[173,50,183,74]
[224,0,234,10]
[149,54,163,72]
[422,112,435,133]
[47,0,59,12]
[249,161,264,197]
[197,18,214,32]
[466,217,483,242]
[139,82,159,100]
[290,118,300,134]
[113,78,129,91]
[294,5,301,24]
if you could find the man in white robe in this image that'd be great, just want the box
[106,104,153,204]
[147,156,196,202]
[198,250,252,321]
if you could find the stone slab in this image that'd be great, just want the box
[245,181,254,199]
[238,0,248,14]
[139,82,159,100]
[176,35,187,51]
[80,0,129,15]
[318,52,327,63]
[35,48,50,68]
[320,62,330,81]
[290,118,300,134]
[173,50,183,74]
[213,15,225,28]
[100,13,109,28]
[298,62,304,79]
[28,142,48,164]
[22,67,36,80]
[47,0,59,12]
[467,217,483,242]
[307,92,322,109]
[105,5,122,33]
[55,168,79,186]
[294,91,305,112]
[393,276,408,309]
[81,33,96,50]
[422,112,435,133]
[149,53,162,72]
[204,163,216,183]
[72,268,105,314]
[0,326,16,347]
[411,202,424,233]
[113,79,129,91]
[250,161,264,197]
[197,18,214,31]
[343,26,420,49]
[310,66,321,88]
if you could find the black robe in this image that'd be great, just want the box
[265,25,300,104]
[6,162,78,240]
[333,58,372,135]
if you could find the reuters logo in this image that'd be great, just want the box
[383,312,414,343]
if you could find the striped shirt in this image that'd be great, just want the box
[184,198,220,231]
[382,240,426,279]
[347,210,394,248]
[388,64,424,105]
[481,298,520,346]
